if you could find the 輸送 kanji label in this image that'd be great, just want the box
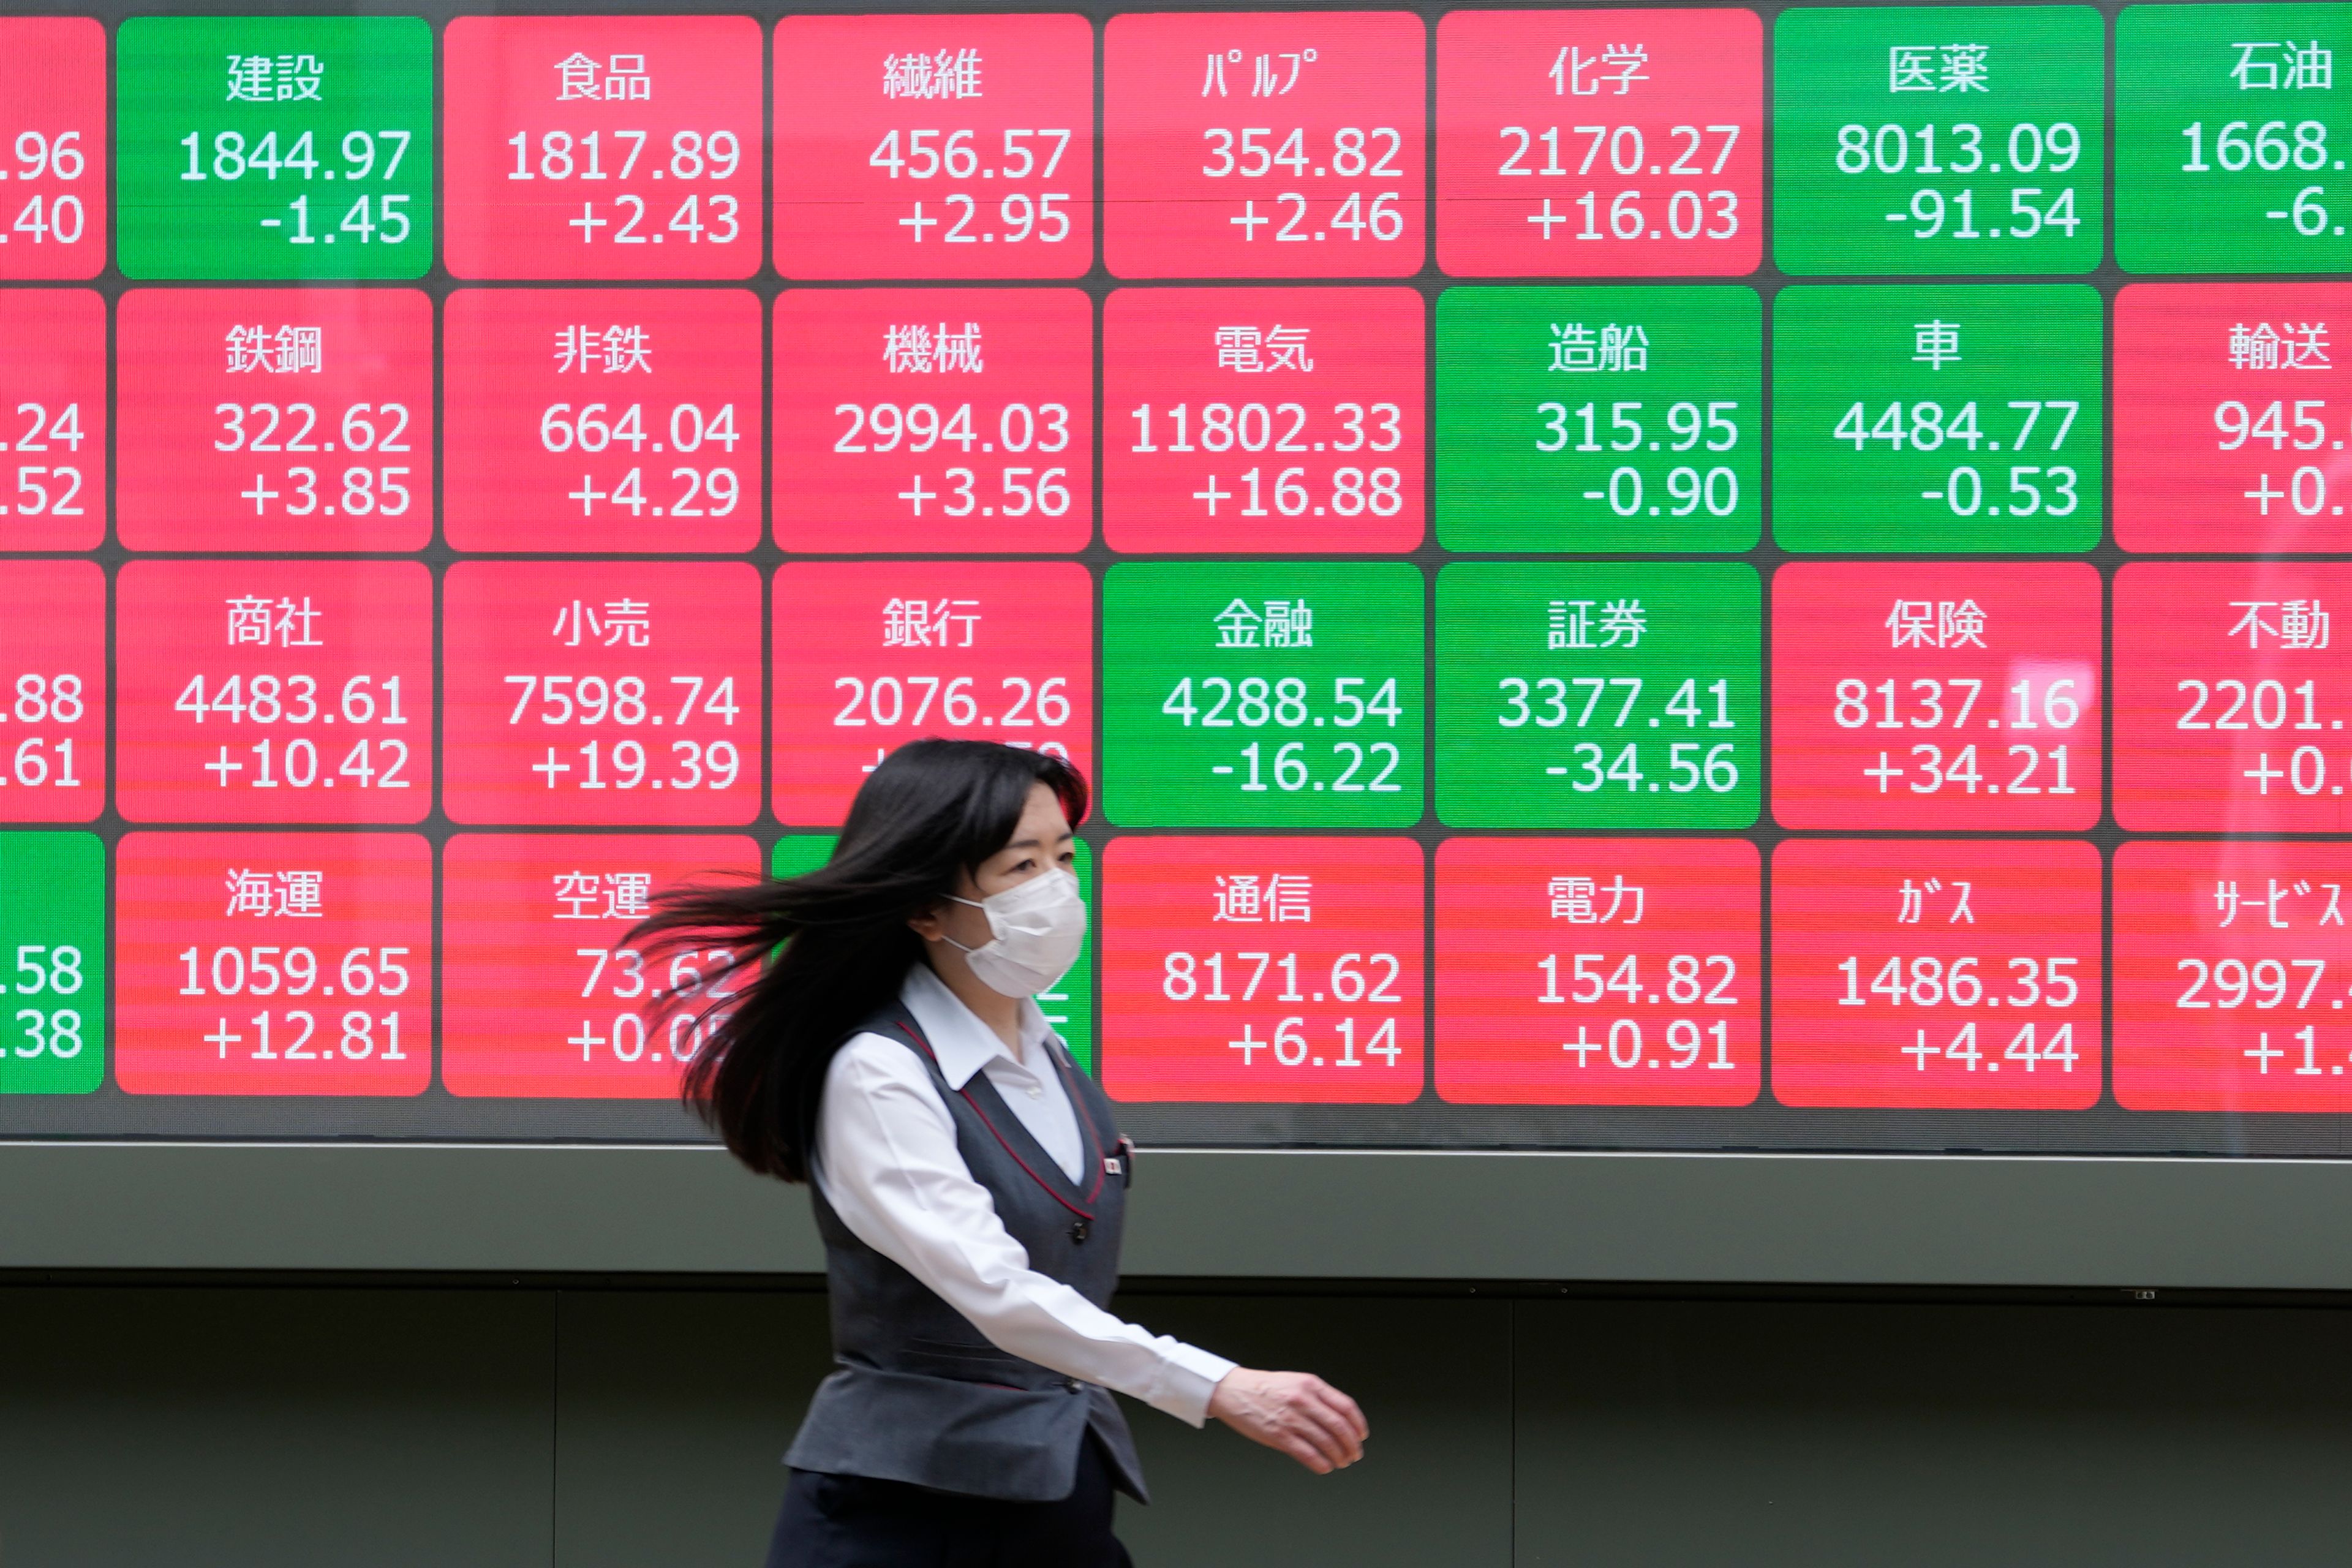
[1436,562,1760,829]
[1436,285,1760,553]
[1776,7,2103,276]
[2115,283,2352,551]
[2119,5,2352,273]
[1773,285,2103,553]
[1102,562,1425,828]
[116,17,434,280]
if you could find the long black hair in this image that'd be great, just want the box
[628,739,1087,1182]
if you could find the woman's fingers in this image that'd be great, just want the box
[1301,1378,1370,1447]
[1275,1379,1362,1468]
[1208,1368,1370,1473]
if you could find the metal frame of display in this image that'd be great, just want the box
[6,1142,2351,1288]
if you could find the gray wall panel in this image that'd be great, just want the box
[1511,1298,2352,1567]
[554,1290,832,1568]
[0,1286,554,1568]
[1110,1294,1513,1568]
[11,1144,2352,1289]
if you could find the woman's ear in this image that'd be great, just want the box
[906,902,946,943]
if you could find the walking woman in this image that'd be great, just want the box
[635,739,1366,1566]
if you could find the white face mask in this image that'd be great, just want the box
[941,868,1088,998]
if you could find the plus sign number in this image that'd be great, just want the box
[1771,838,2102,1110]
[2114,564,2352,832]
[442,834,761,1097]
[1436,837,1760,1106]
[771,561,1096,828]
[443,562,761,828]
[1437,9,1762,277]
[2116,284,2352,551]
[1106,287,1423,554]
[775,14,1093,279]
[116,289,431,552]
[114,832,430,1095]
[1101,835,1424,1103]
[2116,840,2352,1110]
[116,561,431,826]
[774,288,1091,554]
[443,16,762,279]
[1106,12,1427,277]
[1772,562,2101,831]
[445,288,759,553]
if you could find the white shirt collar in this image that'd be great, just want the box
[899,962,1057,1091]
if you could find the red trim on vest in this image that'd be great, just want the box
[896,1017,1097,1223]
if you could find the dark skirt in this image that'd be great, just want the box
[763,1436,1134,1568]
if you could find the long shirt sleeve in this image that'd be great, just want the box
[813,1032,1236,1427]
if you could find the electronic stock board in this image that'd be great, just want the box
[2,0,2349,1164]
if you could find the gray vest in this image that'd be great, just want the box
[786,1007,1148,1504]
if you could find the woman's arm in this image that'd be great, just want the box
[817,1036,1237,1424]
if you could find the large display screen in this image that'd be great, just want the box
[5,0,2349,1158]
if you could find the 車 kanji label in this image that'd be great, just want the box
[1773,284,2103,553]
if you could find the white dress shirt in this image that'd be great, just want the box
[813,963,1236,1426]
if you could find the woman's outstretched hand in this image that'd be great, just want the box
[1207,1368,1368,1473]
